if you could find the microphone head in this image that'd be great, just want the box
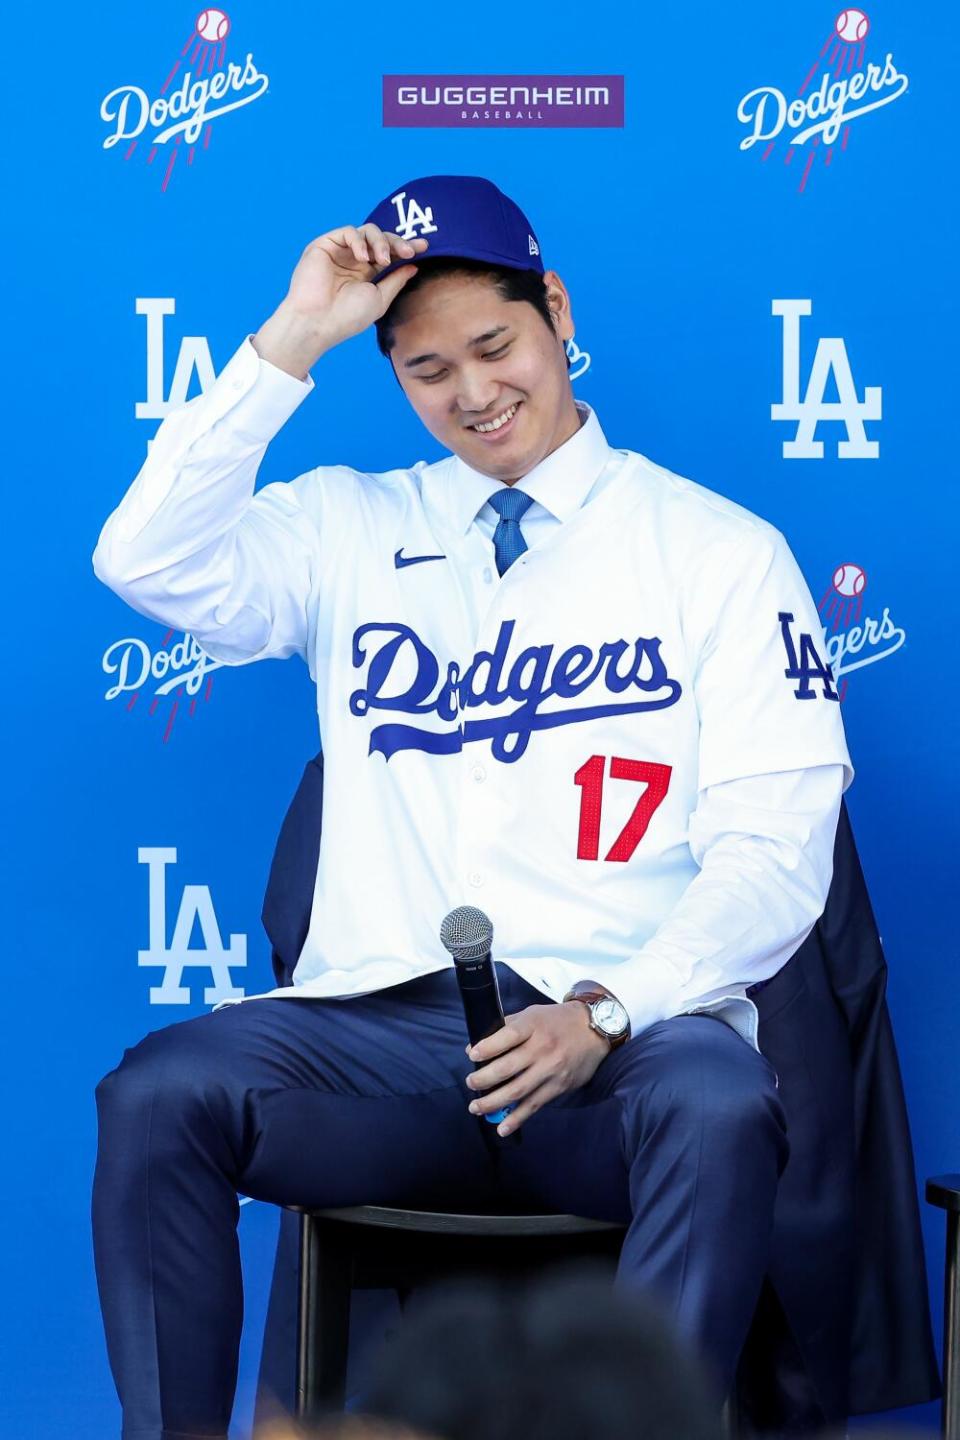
[439,906,494,961]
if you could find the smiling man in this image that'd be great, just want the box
[91,174,852,1440]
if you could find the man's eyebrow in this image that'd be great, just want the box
[403,326,511,369]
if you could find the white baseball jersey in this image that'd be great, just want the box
[93,337,853,1047]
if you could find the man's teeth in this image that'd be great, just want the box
[473,403,519,433]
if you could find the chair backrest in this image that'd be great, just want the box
[261,751,324,987]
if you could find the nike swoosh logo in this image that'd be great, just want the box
[395,548,447,569]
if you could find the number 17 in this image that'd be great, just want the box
[573,755,672,862]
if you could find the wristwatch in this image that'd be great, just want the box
[562,980,631,1050]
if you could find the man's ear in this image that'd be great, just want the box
[544,270,574,340]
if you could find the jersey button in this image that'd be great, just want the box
[468,870,483,887]
[471,765,486,783]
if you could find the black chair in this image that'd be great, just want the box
[258,751,940,1432]
[289,1203,626,1418]
[927,1176,960,1439]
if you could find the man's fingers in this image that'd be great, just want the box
[372,264,420,313]
[468,1013,530,1063]
[468,1060,543,1113]
[467,1047,530,1092]
[485,1077,559,1135]
[358,223,394,268]
[358,223,427,268]
[338,224,369,263]
[302,227,430,276]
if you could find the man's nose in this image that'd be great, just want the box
[455,373,502,418]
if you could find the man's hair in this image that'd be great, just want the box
[374,255,573,371]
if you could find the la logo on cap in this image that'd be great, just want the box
[390,190,439,239]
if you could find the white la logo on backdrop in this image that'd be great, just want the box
[771,299,881,459]
[390,190,440,239]
[138,847,246,1004]
[137,298,216,435]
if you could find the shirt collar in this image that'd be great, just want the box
[444,400,612,536]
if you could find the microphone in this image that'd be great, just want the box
[440,906,519,1136]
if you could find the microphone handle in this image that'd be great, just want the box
[453,952,520,1138]
[454,952,508,1046]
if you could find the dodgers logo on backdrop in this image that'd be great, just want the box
[566,336,591,380]
[737,10,909,193]
[817,562,906,699]
[138,847,246,1004]
[100,10,269,192]
[771,300,881,459]
[102,629,224,742]
[348,618,682,763]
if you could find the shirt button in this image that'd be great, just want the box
[482,567,493,583]
[231,379,244,391]
[471,765,486,783]
[468,870,483,887]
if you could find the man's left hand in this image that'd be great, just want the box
[465,1001,611,1136]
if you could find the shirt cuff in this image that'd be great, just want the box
[578,957,683,1039]
[209,335,314,444]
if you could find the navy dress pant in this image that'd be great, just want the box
[92,964,788,1440]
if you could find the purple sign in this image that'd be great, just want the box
[383,75,624,128]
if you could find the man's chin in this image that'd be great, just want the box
[451,432,538,478]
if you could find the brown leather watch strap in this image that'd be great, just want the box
[564,980,613,1003]
[562,981,631,1048]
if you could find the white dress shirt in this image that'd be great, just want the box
[93,336,852,1050]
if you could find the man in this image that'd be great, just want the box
[91,174,852,1440]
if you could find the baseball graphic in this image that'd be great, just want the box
[196,8,230,42]
[835,8,869,42]
[832,563,867,598]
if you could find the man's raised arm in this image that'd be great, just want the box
[92,224,429,665]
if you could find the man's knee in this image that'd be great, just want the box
[621,1017,787,1162]
[95,1017,222,1133]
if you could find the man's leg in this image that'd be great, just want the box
[92,970,495,1440]
[493,970,789,1398]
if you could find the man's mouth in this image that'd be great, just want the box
[468,401,521,440]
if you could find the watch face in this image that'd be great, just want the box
[593,997,628,1036]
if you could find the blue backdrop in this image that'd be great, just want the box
[3,1,957,1434]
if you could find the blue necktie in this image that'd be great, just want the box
[487,488,534,576]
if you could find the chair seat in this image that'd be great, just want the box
[927,1175,960,1214]
[285,1203,626,1237]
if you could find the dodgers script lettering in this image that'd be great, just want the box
[348,618,683,762]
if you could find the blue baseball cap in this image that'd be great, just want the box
[362,174,545,285]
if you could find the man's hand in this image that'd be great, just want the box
[464,1001,611,1136]
[253,222,431,379]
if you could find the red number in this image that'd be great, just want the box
[573,755,672,863]
[573,755,605,860]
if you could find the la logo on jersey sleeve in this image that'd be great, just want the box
[778,611,840,701]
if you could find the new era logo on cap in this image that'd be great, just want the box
[363,174,545,285]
